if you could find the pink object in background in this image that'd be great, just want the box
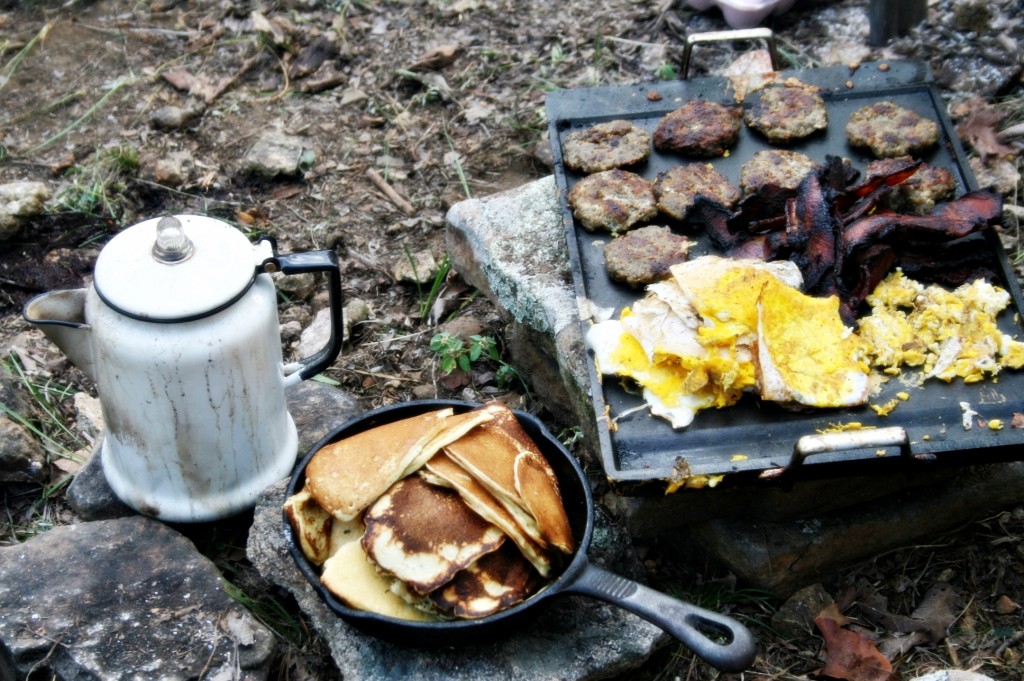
[684,0,797,28]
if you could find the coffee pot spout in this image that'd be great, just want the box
[23,289,96,381]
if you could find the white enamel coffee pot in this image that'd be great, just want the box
[24,215,343,522]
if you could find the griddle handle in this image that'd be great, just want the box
[680,28,781,79]
[791,426,911,468]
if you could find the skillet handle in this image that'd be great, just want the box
[565,564,757,672]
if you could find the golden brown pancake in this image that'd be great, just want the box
[513,451,574,555]
[424,453,552,576]
[444,402,573,555]
[283,486,333,565]
[327,515,365,559]
[305,408,492,521]
[320,539,438,621]
[361,475,506,594]
[428,542,541,619]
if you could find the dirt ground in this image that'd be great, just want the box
[1,0,1023,679]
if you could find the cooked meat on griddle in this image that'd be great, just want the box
[739,149,819,196]
[567,168,657,233]
[743,84,828,143]
[866,156,956,214]
[652,99,742,157]
[562,119,652,173]
[603,225,694,288]
[653,163,740,221]
[846,101,940,158]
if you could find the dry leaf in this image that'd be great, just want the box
[409,44,461,71]
[957,97,1016,161]
[161,68,198,92]
[815,616,895,681]
[817,601,851,627]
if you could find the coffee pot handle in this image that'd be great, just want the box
[261,246,345,384]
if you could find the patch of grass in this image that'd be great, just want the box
[221,578,312,648]
[0,354,85,464]
[403,247,453,319]
[53,144,140,220]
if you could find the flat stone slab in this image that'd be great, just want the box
[248,479,665,681]
[0,516,275,680]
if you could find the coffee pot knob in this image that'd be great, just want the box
[152,215,195,263]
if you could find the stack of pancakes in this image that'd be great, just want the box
[284,402,574,621]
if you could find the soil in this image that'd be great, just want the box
[1,0,1022,679]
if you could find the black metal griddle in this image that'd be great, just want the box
[546,51,1024,493]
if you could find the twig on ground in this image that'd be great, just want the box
[366,168,416,215]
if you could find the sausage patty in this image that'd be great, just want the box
[562,119,652,173]
[653,100,742,157]
[867,156,957,214]
[567,168,657,234]
[744,84,828,144]
[739,149,819,196]
[846,101,940,158]
[654,163,740,221]
[603,225,694,288]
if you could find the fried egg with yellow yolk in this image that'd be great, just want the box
[587,256,872,428]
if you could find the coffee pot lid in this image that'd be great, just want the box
[94,215,264,322]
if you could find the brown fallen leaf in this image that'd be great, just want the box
[817,601,852,627]
[1011,412,1024,429]
[814,616,896,681]
[409,44,461,71]
[161,68,198,93]
[957,97,1016,161]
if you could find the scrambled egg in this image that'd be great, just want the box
[858,270,1024,383]
[586,256,871,428]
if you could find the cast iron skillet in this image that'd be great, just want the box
[284,400,758,672]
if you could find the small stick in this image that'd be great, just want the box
[366,168,416,215]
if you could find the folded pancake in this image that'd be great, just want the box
[423,452,552,576]
[320,539,437,621]
[443,402,573,555]
[328,515,365,559]
[283,486,333,565]
[305,408,492,521]
[361,475,506,594]
[428,542,541,619]
[513,451,573,555]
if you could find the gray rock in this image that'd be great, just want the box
[149,103,204,130]
[445,176,591,428]
[147,149,195,187]
[248,479,663,681]
[0,181,49,241]
[65,443,135,521]
[686,462,1024,595]
[771,583,834,640]
[242,130,313,178]
[0,371,47,483]
[286,380,360,456]
[910,671,995,681]
[296,307,334,365]
[0,417,46,483]
[0,516,275,680]
[391,248,438,284]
